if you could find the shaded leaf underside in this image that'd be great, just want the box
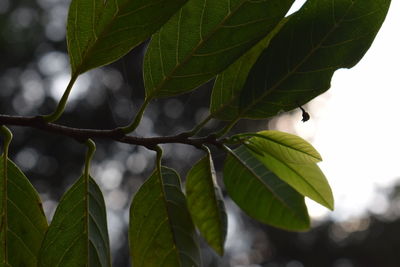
[38,176,110,267]
[238,0,391,118]
[129,167,201,267]
[207,0,390,121]
[210,16,289,120]
[186,154,227,255]
[67,0,187,75]
[0,156,48,267]
[144,0,295,98]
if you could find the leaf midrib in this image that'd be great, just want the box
[147,0,249,99]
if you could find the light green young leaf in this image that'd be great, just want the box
[129,167,201,267]
[0,156,48,267]
[38,176,110,267]
[186,152,227,255]
[144,0,295,99]
[237,0,391,119]
[67,0,187,75]
[244,130,322,163]
[224,146,310,231]
[210,17,289,120]
[251,150,334,210]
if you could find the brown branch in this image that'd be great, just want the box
[0,114,224,150]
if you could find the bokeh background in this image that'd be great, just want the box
[1,0,400,266]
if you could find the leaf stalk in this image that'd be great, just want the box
[121,97,152,134]
[84,139,96,179]
[43,74,78,123]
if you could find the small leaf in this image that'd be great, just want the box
[244,130,322,163]
[38,176,110,267]
[223,146,310,231]
[67,0,187,75]
[0,156,48,267]
[237,0,391,119]
[210,17,289,120]
[129,166,201,267]
[186,153,227,255]
[144,0,295,99]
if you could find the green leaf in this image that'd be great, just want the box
[250,149,334,210]
[129,166,201,267]
[38,176,110,267]
[67,0,187,75]
[210,17,289,120]
[143,0,295,99]
[243,131,333,209]
[0,156,48,267]
[223,146,310,231]
[186,153,227,255]
[243,130,322,163]
[237,0,391,119]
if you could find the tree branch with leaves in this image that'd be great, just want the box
[0,0,391,266]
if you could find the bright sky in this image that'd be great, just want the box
[280,0,400,220]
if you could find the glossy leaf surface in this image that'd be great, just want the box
[0,156,48,267]
[238,0,391,119]
[210,17,289,120]
[224,146,310,231]
[38,176,110,267]
[67,0,187,75]
[186,153,227,255]
[244,130,322,163]
[144,0,295,98]
[129,167,201,267]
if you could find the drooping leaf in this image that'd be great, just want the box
[67,0,187,75]
[237,0,391,119]
[210,17,289,120]
[186,153,227,255]
[0,156,48,267]
[223,146,310,231]
[243,130,322,163]
[129,166,201,267]
[144,0,295,99]
[38,176,110,267]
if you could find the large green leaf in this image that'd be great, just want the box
[67,0,187,75]
[237,0,391,119]
[0,156,48,267]
[129,166,201,267]
[38,176,110,267]
[143,0,295,99]
[186,153,227,255]
[223,146,310,231]
[243,130,322,163]
[210,17,289,120]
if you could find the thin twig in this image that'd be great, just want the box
[0,114,225,149]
